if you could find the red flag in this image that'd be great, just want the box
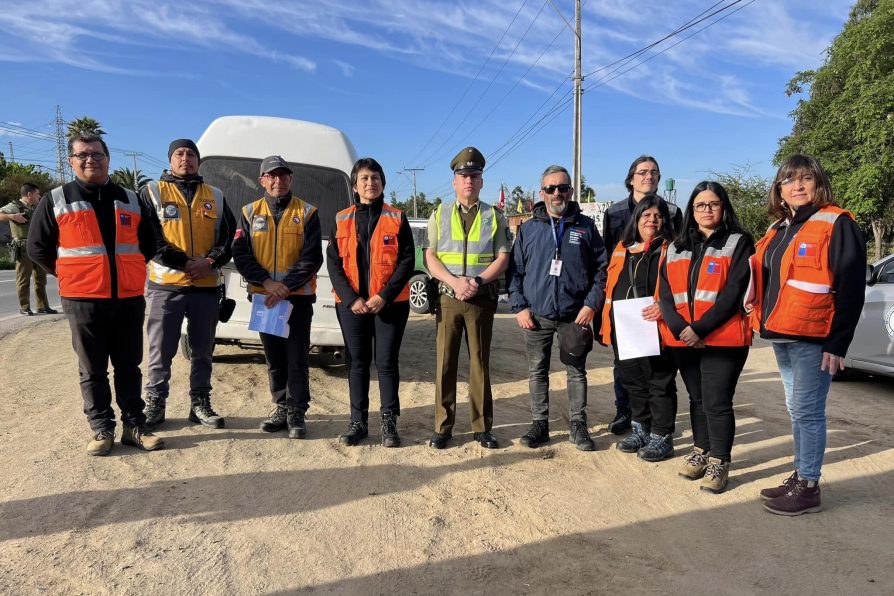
[497,184,506,209]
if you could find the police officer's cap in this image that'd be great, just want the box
[450,147,485,174]
[259,155,293,176]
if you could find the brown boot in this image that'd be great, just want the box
[700,457,730,493]
[763,479,821,516]
[759,471,799,501]
[678,447,710,479]
[86,430,115,456]
[121,424,164,451]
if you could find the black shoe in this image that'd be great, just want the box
[381,412,400,448]
[188,397,225,429]
[37,307,58,315]
[569,421,596,451]
[609,407,632,435]
[143,395,166,427]
[260,405,288,432]
[473,431,498,449]
[287,408,307,439]
[429,432,451,449]
[339,420,368,446]
[20,308,33,316]
[519,420,550,448]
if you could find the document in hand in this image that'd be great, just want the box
[613,297,661,361]
[248,299,293,339]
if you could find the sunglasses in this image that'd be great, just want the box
[542,184,573,195]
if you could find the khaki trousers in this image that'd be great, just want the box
[15,250,49,311]
[434,293,497,434]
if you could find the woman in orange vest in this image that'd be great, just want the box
[748,154,865,516]
[599,194,678,462]
[327,158,415,447]
[658,181,754,493]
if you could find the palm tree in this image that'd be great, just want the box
[111,167,149,192]
[67,116,106,140]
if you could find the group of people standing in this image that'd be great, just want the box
[20,132,864,518]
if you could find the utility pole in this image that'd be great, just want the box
[54,105,68,183]
[7,142,13,162]
[572,0,583,202]
[402,167,424,218]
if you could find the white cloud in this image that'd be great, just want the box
[332,59,355,78]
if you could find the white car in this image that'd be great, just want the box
[841,253,894,379]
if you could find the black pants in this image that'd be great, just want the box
[336,301,410,422]
[259,298,313,412]
[671,346,749,462]
[63,297,146,433]
[614,349,677,436]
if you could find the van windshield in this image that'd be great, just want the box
[199,157,352,239]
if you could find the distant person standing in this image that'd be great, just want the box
[28,134,169,455]
[425,147,510,449]
[600,156,682,435]
[0,183,55,316]
[142,139,236,429]
[232,156,323,440]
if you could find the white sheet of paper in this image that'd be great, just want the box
[613,297,661,360]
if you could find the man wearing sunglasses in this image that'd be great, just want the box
[600,155,682,435]
[28,134,172,456]
[508,165,607,450]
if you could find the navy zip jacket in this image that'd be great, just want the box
[509,201,607,321]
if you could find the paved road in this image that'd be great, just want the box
[0,269,62,329]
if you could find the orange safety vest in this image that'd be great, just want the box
[660,233,751,347]
[599,240,668,346]
[750,205,852,338]
[332,203,409,303]
[50,185,146,299]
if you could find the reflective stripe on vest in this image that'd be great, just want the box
[145,180,223,287]
[242,197,317,296]
[660,233,750,347]
[435,201,496,277]
[51,185,146,299]
[599,241,668,346]
[751,206,851,338]
[333,203,409,303]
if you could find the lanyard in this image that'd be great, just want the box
[551,218,566,259]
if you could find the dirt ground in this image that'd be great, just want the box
[1,306,893,595]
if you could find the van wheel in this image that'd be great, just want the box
[409,274,430,314]
[180,335,192,360]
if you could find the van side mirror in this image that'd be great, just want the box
[866,264,875,286]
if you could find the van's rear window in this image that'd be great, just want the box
[199,157,352,238]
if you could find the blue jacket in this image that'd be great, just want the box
[509,201,607,321]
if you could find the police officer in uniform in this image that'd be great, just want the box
[142,139,236,429]
[232,156,323,439]
[0,183,56,315]
[424,147,511,449]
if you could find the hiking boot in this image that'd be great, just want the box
[763,479,821,516]
[381,413,400,448]
[121,424,164,451]
[429,432,450,449]
[260,405,288,432]
[616,421,650,453]
[678,447,710,479]
[188,396,225,429]
[86,429,115,456]
[700,457,730,493]
[339,420,368,446]
[519,420,550,448]
[609,407,632,435]
[759,471,799,501]
[287,408,307,440]
[638,433,674,462]
[144,395,166,427]
[569,421,596,451]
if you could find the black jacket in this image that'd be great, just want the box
[602,194,682,252]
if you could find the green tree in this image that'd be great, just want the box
[389,191,440,219]
[67,116,106,140]
[580,176,596,203]
[0,161,57,206]
[775,0,894,259]
[509,185,526,213]
[111,167,148,192]
[708,165,771,240]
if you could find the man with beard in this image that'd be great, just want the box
[509,165,607,450]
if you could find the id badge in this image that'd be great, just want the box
[549,259,562,276]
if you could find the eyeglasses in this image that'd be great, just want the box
[634,169,659,178]
[693,201,722,213]
[780,174,815,186]
[542,184,573,195]
[262,171,292,180]
[70,152,107,162]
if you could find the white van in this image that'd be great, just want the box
[193,115,357,358]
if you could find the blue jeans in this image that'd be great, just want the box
[771,341,833,482]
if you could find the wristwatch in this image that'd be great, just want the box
[474,275,484,286]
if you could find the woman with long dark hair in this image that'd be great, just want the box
[658,181,754,493]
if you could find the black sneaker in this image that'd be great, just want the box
[188,397,225,429]
[144,395,166,427]
[339,420,368,446]
[609,407,632,435]
[20,308,33,316]
[569,421,596,451]
[381,413,400,448]
[260,405,288,432]
[287,408,307,439]
[519,420,550,448]
[37,307,58,314]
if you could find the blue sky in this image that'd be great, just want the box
[1,0,853,204]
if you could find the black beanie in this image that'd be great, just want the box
[168,139,200,161]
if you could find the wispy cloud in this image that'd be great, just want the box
[332,59,354,78]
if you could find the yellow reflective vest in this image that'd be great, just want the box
[435,200,497,277]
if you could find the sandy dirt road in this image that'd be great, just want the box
[1,307,892,595]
